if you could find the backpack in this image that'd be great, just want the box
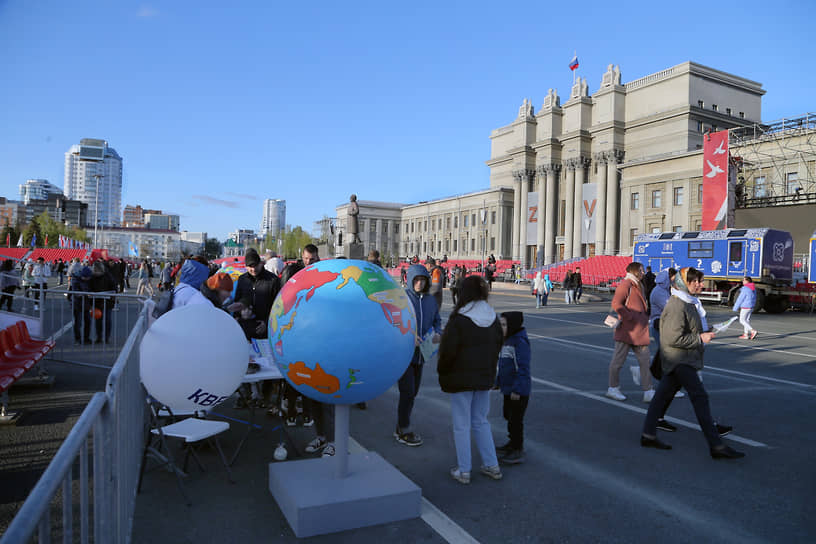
[152,287,175,319]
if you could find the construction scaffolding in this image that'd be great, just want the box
[729,112,816,208]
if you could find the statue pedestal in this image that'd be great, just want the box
[268,405,421,537]
[345,243,364,260]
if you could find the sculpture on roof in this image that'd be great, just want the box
[518,98,534,119]
[348,194,360,244]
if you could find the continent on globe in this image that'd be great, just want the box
[287,361,340,395]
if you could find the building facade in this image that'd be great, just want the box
[19,179,63,205]
[180,231,207,256]
[0,198,25,228]
[144,213,180,231]
[64,138,123,228]
[24,194,88,227]
[262,199,286,239]
[486,61,765,266]
[96,227,180,261]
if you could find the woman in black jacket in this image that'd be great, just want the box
[438,275,504,484]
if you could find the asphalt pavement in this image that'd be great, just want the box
[3,282,815,542]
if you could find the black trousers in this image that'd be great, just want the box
[503,394,529,450]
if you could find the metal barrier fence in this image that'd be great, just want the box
[1,305,149,543]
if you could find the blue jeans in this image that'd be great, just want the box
[643,364,723,449]
[450,390,498,472]
[397,362,423,431]
[564,289,574,304]
[537,292,548,306]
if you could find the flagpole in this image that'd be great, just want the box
[573,50,577,85]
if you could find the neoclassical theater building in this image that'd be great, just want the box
[336,61,767,266]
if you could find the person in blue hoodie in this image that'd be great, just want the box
[170,258,212,310]
[395,264,441,447]
[732,276,758,340]
[496,311,531,464]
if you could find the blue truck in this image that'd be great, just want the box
[633,228,796,313]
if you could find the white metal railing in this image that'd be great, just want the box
[1,306,148,543]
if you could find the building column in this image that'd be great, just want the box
[563,161,576,260]
[594,152,608,254]
[511,171,522,262]
[543,164,559,265]
[519,173,530,268]
[535,168,546,267]
[572,158,589,259]
[605,151,623,255]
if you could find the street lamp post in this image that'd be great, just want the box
[92,173,103,248]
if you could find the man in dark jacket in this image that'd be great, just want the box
[395,264,441,447]
[70,265,93,344]
[572,266,583,303]
[229,248,281,340]
[90,260,117,344]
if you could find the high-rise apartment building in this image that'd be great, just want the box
[64,138,123,228]
[261,199,286,238]
[19,179,63,204]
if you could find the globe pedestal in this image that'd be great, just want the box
[268,406,421,538]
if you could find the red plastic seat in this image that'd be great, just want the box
[16,321,54,350]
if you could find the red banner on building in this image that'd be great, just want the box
[702,130,729,230]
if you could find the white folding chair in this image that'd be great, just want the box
[138,398,234,505]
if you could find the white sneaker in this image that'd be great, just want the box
[643,389,655,403]
[605,387,626,401]
[674,390,685,398]
[630,365,641,386]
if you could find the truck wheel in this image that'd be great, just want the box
[754,289,765,313]
[763,295,789,314]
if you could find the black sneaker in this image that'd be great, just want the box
[285,416,297,427]
[495,441,514,454]
[500,449,525,464]
[716,423,733,437]
[396,431,423,446]
[657,419,678,432]
[710,444,744,459]
[302,416,314,427]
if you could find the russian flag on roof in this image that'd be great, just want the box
[569,55,579,71]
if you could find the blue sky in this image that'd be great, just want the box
[1,0,814,241]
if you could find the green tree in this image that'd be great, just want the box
[281,226,316,259]
[204,238,222,260]
[0,224,20,248]
[23,216,42,247]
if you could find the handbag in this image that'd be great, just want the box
[603,314,620,328]
[650,350,663,380]
[532,288,538,296]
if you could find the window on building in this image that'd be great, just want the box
[438,241,442,252]
[453,216,458,229]
[471,238,475,251]
[445,239,449,252]
[446,216,451,229]
[712,104,718,112]
[673,187,684,206]
[471,213,476,226]
[490,237,495,251]
[631,192,640,210]
[394,224,399,234]
[464,215,468,227]
[491,211,496,224]
[754,176,766,197]
[698,184,704,204]
[370,221,377,233]
[697,121,703,132]
[629,228,638,246]
[786,172,800,194]
[673,225,683,233]
[651,190,662,208]
[698,100,704,108]
[739,112,745,119]
[424,221,427,232]
[453,239,457,252]
[438,218,442,230]
[383,221,388,234]
[726,107,732,116]
[410,222,414,233]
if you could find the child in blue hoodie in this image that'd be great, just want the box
[496,311,531,464]
[395,264,441,447]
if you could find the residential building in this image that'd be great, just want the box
[95,227,181,261]
[0,198,25,228]
[24,194,88,228]
[262,199,286,240]
[144,213,180,231]
[64,138,123,228]
[229,229,257,247]
[180,231,207,256]
[19,179,63,204]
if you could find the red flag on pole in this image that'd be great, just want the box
[44,234,48,247]
[5,233,9,247]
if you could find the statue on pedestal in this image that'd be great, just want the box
[348,194,360,244]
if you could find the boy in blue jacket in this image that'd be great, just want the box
[496,311,531,464]
[395,264,441,446]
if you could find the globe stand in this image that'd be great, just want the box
[269,404,421,538]
[344,242,364,260]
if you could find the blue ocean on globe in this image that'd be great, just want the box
[268,259,417,405]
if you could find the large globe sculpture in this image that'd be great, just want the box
[268,259,416,405]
